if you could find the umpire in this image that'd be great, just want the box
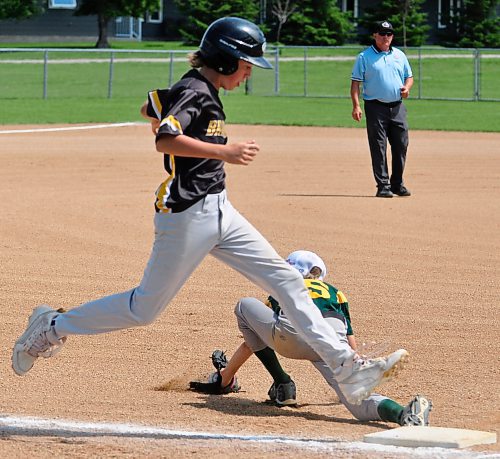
[350,21,414,198]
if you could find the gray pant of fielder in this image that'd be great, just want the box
[55,190,355,371]
[235,297,388,421]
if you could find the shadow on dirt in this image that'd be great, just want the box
[183,396,389,429]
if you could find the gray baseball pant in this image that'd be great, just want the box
[235,297,387,421]
[54,190,355,370]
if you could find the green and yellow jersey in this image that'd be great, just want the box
[267,279,353,335]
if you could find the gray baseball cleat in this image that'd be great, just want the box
[337,349,409,405]
[12,305,67,376]
[276,380,297,406]
[267,380,297,407]
[400,395,432,426]
[267,382,277,402]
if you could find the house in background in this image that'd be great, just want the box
[0,0,182,42]
[338,0,492,43]
[0,0,493,45]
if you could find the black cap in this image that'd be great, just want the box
[375,20,394,34]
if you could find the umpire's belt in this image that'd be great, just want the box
[365,99,402,108]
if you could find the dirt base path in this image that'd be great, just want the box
[1,124,498,457]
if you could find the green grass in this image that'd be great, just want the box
[223,96,499,132]
[1,95,498,132]
[243,55,500,101]
[5,55,493,102]
[2,45,498,101]
[0,43,498,131]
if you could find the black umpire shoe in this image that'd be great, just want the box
[376,187,394,198]
[391,186,412,197]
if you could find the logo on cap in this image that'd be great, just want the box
[381,21,391,28]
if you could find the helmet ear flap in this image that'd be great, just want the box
[200,48,239,75]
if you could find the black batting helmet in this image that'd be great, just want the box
[200,17,272,75]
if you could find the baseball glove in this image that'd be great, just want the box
[189,349,240,394]
[189,371,240,394]
[211,349,229,371]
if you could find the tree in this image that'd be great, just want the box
[0,0,42,20]
[358,0,429,47]
[75,0,161,48]
[438,0,499,48]
[173,0,260,45]
[278,0,353,45]
[271,0,297,43]
[400,0,411,48]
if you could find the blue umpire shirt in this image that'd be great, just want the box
[351,45,413,104]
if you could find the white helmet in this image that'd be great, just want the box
[286,250,327,280]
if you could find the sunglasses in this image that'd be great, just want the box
[378,32,393,36]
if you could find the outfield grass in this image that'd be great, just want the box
[1,94,498,132]
[226,96,498,132]
[2,55,497,101]
[3,47,497,101]
[1,42,498,132]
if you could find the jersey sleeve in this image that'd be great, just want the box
[147,88,170,120]
[149,88,202,137]
[351,54,365,82]
[337,290,354,335]
[402,53,413,79]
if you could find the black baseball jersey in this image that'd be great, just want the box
[267,279,354,335]
[146,69,227,213]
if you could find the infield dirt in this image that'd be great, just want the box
[0,124,498,457]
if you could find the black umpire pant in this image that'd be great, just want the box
[364,99,409,190]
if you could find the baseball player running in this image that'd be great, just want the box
[12,17,406,405]
[190,250,431,426]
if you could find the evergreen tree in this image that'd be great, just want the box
[358,0,429,47]
[277,0,353,45]
[438,0,499,48]
[0,0,42,20]
[173,0,260,45]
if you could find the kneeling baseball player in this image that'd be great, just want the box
[190,250,432,426]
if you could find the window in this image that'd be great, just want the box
[48,0,77,8]
[146,2,163,23]
[341,0,358,19]
[438,0,461,29]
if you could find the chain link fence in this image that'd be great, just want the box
[0,46,498,101]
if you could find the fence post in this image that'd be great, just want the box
[108,51,115,99]
[43,50,49,100]
[245,74,252,95]
[168,52,174,87]
[274,47,279,95]
[417,47,422,100]
[304,46,308,97]
[474,48,480,101]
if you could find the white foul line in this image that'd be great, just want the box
[0,414,493,458]
[0,122,145,135]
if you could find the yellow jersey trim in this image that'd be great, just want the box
[155,155,176,213]
[149,90,163,119]
[160,115,183,134]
